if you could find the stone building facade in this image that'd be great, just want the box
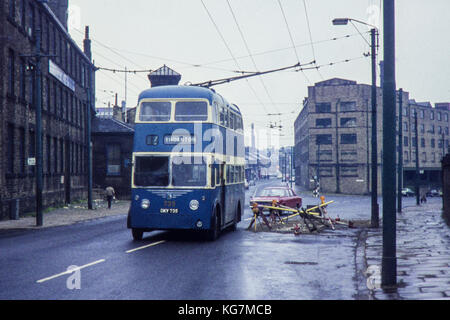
[0,0,95,219]
[294,78,449,195]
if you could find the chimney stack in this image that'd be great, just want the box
[83,26,92,61]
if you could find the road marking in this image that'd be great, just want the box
[126,240,166,254]
[36,259,106,283]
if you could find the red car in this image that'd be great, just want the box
[250,186,302,210]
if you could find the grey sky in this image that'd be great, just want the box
[69,0,450,146]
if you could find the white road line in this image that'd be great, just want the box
[125,240,166,254]
[36,259,106,283]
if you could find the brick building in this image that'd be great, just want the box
[0,0,95,219]
[294,78,449,195]
[92,115,134,200]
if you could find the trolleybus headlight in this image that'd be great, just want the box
[141,199,150,209]
[189,200,199,211]
[196,220,203,228]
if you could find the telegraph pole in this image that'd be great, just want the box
[397,89,403,213]
[370,28,379,228]
[35,26,43,226]
[381,0,397,287]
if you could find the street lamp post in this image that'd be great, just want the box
[332,18,379,227]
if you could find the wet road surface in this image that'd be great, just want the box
[0,179,368,299]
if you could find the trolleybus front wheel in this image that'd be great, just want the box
[205,207,220,241]
[132,228,144,241]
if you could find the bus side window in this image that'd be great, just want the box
[212,102,219,124]
[210,164,215,187]
[220,106,225,126]
[225,108,230,128]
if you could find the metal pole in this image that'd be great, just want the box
[381,0,397,287]
[335,101,340,193]
[415,112,420,205]
[371,28,379,228]
[397,89,403,213]
[35,26,43,226]
[87,67,93,210]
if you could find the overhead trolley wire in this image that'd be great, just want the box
[277,0,311,85]
[226,0,279,114]
[302,0,324,80]
[200,0,268,114]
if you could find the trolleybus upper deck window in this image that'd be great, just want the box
[175,101,208,121]
[134,156,169,187]
[140,102,171,121]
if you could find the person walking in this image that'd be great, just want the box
[105,186,116,209]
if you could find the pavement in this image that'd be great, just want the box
[1,184,449,300]
[362,199,450,300]
[0,199,129,231]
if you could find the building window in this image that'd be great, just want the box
[438,126,442,135]
[7,49,15,97]
[27,3,34,39]
[412,137,417,147]
[446,127,449,135]
[431,138,435,148]
[341,117,357,127]
[316,134,332,145]
[19,128,25,174]
[7,124,15,174]
[437,112,442,121]
[422,152,427,162]
[403,136,408,147]
[46,136,51,174]
[420,138,425,148]
[340,166,358,177]
[9,0,15,20]
[28,66,34,106]
[444,113,449,122]
[316,103,331,113]
[340,101,357,112]
[420,124,424,134]
[54,137,58,173]
[19,57,26,101]
[403,122,408,132]
[419,109,424,119]
[431,153,435,163]
[20,0,25,27]
[106,144,121,175]
[429,125,435,134]
[315,118,331,128]
[340,133,357,144]
[404,151,409,163]
[402,107,408,116]
[29,130,36,174]
[430,111,434,120]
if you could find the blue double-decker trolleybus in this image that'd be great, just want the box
[127,85,245,241]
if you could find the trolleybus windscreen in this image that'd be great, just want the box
[174,101,208,121]
[140,102,171,121]
[172,157,206,186]
[134,156,169,186]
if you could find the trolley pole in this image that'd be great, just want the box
[381,0,397,287]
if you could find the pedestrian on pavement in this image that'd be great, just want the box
[105,186,116,209]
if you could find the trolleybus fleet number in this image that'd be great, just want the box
[160,208,179,214]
